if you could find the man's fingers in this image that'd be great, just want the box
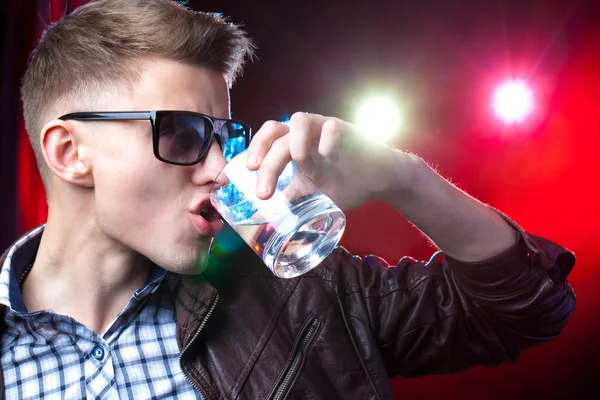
[246,120,288,170]
[248,113,356,199]
[255,136,291,199]
[289,112,318,175]
[317,118,344,162]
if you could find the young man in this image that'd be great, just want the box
[0,0,575,398]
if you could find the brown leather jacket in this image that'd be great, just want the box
[0,220,576,399]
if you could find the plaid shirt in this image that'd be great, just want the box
[0,226,201,399]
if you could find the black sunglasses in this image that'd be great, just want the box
[59,110,252,166]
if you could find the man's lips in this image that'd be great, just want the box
[190,211,224,237]
[190,196,224,236]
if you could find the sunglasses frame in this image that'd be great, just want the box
[58,110,253,166]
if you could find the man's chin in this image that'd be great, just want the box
[185,236,213,275]
[153,236,213,275]
[192,251,209,274]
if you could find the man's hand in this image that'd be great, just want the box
[245,112,415,211]
[246,111,518,262]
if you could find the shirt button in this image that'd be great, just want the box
[92,345,105,360]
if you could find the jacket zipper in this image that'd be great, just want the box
[179,294,219,400]
[270,318,321,400]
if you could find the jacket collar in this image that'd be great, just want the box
[173,239,300,399]
[174,273,219,351]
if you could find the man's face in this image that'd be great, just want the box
[82,58,231,273]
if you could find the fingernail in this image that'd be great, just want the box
[301,167,313,176]
[301,163,314,176]
[247,153,258,166]
[257,180,269,195]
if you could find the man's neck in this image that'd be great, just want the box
[20,211,152,335]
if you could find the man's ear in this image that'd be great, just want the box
[40,119,94,188]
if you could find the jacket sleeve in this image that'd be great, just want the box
[322,214,576,377]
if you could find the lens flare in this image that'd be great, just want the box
[492,80,533,124]
[355,96,401,142]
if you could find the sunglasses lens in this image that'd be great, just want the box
[158,114,210,164]
[158,113,249,165]
[220,122,249,162]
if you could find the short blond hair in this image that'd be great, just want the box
[20,0,255,185]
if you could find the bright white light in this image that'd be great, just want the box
[355,96,401,142]
[492,80,533,124]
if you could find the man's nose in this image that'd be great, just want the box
[191,139,228,186]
